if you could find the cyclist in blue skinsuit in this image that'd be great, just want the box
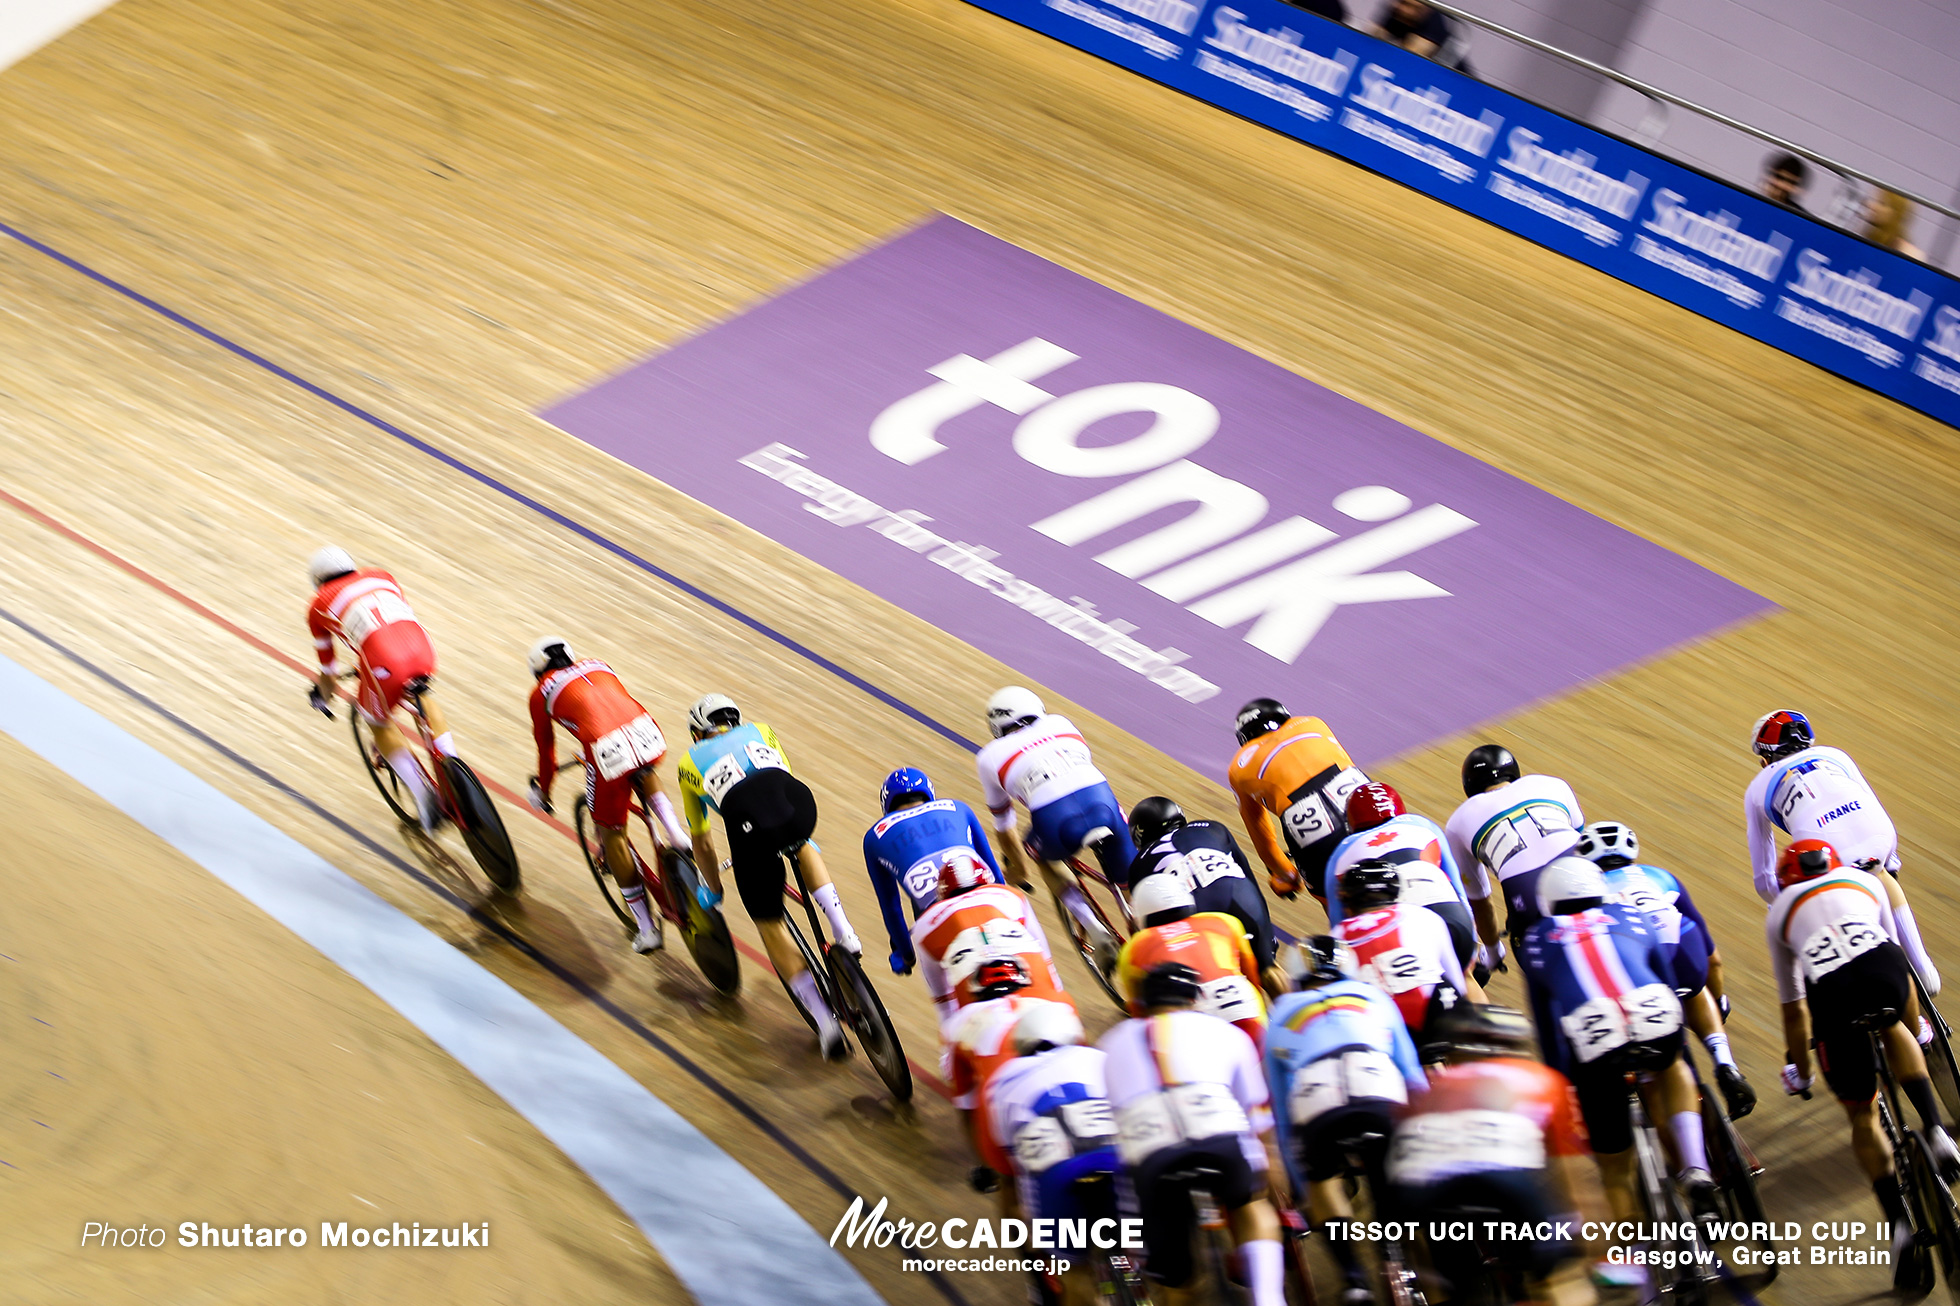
[862,767,1005,977]
[1573,820,1756,1118]
[1265,937,1428,1306]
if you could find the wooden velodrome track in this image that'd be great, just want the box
[2,0,1957,1300]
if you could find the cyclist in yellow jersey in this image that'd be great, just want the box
[1226,698,1369,904]
[678,693,862,1058]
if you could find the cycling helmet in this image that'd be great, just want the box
[1297,934,1356,986]
[1751,710,1815,763]
[526,635,576,679]
[880,767,935,813]
[1138,961,1203,1009]
[974,956,1032,1000]
[936,851,993,900]
[986,687,1045,738]
[1128,796,1187,851]
[1461,744,1520,797]
[688,693,741,737]
[1234,697,1291,745]
[307,545,356,587]
[1428,1003,1537,1061]
[1535,855,1607,917]
[1776,838,1841,890]
[1131,872,1196,927]
[1345,782,1405,833]
[1010,1002,1085,1055]
[1573,821,1639,870]
[1337,859,1402,911]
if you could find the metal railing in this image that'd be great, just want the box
[1421,0,1960,237]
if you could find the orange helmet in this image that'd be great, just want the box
[1776,838,1841,890]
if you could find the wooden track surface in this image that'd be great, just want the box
[0,0,1956,1300]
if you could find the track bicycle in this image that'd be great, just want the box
[1626,1059,1716,1305]
[347,673,520,893]
[1030,1170,1147,1306]
[1151,1154,1244,1306]
[1683,1048,1777,1287]
[778,846,912,1102]
[1862,1005,1960,1298]
[1022,834,1135,1011]
[561,759,740,994]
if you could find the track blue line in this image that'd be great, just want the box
[0,218,979,758]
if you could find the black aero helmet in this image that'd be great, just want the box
[1338,859,1402,911]
[1235,697,1291,745]
[1461,744,1520,797]
[1298,934,1354,985]
[1428,1002,1537,1060]
[1128,796,1187,850]
[1138,961,1203,1009]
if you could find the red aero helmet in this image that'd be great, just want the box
[1345,782,1406,832]
[1776,838,1842,890]
[936,851,992,900]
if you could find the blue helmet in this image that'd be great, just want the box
[880,767,935,813]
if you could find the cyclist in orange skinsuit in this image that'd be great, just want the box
[1115,872,1268,1049]
[1227,698,1369,903]
[911,853,1067,1030]
[524,636,688,955]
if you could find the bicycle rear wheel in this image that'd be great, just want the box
[351,710,419,826]
[828,943,911,1102]
[443,756,520,893]
[663,847,741,995]
[1919,982,1960,1126]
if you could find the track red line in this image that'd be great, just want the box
[0,483,953,1100]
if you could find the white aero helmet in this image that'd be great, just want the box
[986,686,1045,738]
[688,693,742,736]
[1573,821,1639,868]
[1536,855,1608,918]
[1010,1001,1085,1055]
[307,545,356,587]
[1131,871,1197,925]
[527,635,575,679]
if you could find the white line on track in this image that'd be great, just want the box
[0,651,881,1306]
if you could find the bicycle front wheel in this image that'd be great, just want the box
[573,797,637,933]
[443,756,520,893]
[351,710,419,826]
[1052,888,1126,1013]
[1702,1092,1776,1286]
[828,944,911,1102]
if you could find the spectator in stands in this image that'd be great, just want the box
[1759,153,1812,216]
[1862,188,1925,260]
[1370,0,1471,72]
[1285,0,1347,19]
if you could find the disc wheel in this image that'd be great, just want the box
[351,710,418,826]
[663,847,741,995]
[828,943,911,1102]
[442,756,520,893]
[573,797,637,933]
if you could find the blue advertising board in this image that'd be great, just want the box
[963,0,1960,428]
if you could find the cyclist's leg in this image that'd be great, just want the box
[631,765,690,848]
[591,765,660,942]
[1029,791,1119,942]
[1570,1062,1641,1221]
[766,775,860,953]
[726,778,843,1038]
[1209,1136,1284,1306]
[359,670,439,828]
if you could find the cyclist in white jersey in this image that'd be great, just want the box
[1100,963,1285,1306]
[977,687,1131,968]
[1443,744,1583,963]
[1746,710,1938,993]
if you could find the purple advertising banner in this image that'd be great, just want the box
[544,216,1772,780]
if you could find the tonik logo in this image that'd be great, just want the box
[869,339,1477,663]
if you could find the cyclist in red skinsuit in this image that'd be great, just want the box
[524,636,688,954]
[305,547,451,832]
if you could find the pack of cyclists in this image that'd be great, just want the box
[304,550,1953,1304]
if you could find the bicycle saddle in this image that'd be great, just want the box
[1855,1007,1901,1031]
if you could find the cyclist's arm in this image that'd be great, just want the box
[529,692,557,796]
[1236,880,1277,972]
[1237,789,1290,876]
[1470,895,1501,949]
[964,804,1006,882]
[1669,876,1711,938]
[1386,1016,1428,1094]
[865,836,913,965]
[1781,1000,1813,1081]
[977,761,1015,834]
[1745,788,1779,904]
[1230,926,1266,1011]
[1434,919,1468,996]
[1263,1054,1303,1197]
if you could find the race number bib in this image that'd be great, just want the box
[1474,801,1576,877]
[1116,1085,1252,1166]
[1014,1118,1073,1173]
[1558,983,1681,1063]
[902,857,943,904]
[1609,873,1679,942]
[1009,738,1096,805]
[340,590,415,648]
[1799,919,1886,982]
[700,740,787,805]
[1395,863,1454,909]
[1287,1050,1408,1127]
[1197,974,1261,1023]
[592,715,666,781]
[1185,848,1245,888]
[1059,1098,1116,1144]
[1362,946,1437,996]
[1774,758,1854,826]
[1280,767,1367,847]
[1390,1110,1545,1185]
[941,920,1038,986]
